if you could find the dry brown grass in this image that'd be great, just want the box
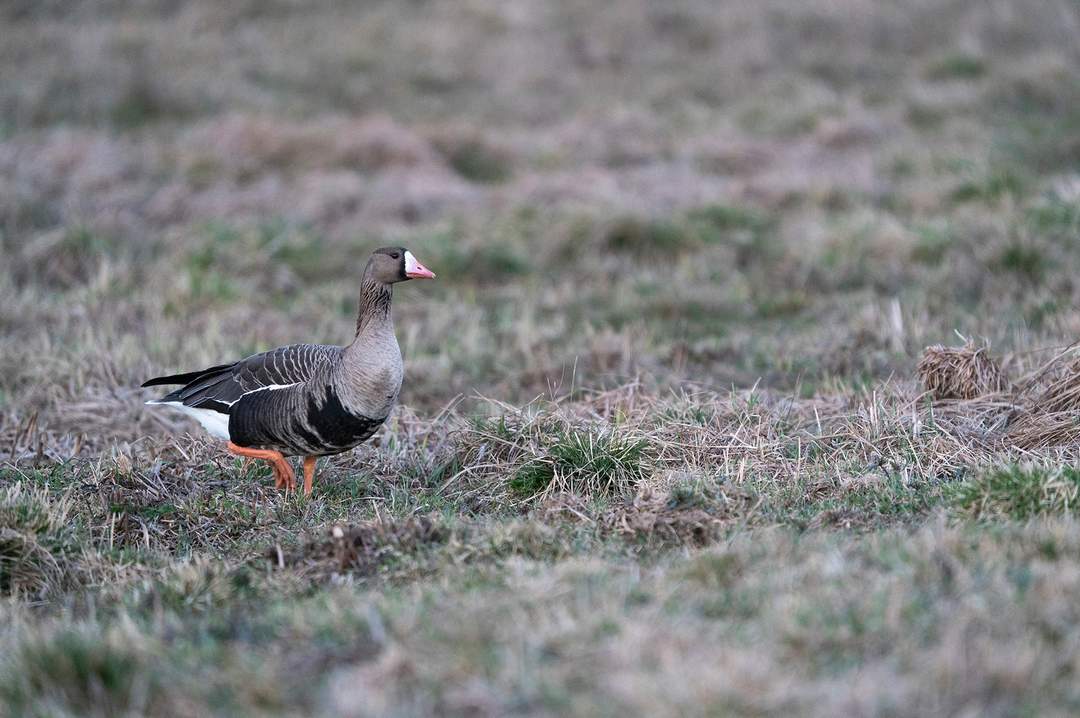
[1007,351,1080,449]
[602,482,755,547]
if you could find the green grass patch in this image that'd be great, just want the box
[752,290,807,319]
[0,626,157,716]
[511,427,651,498]
[1027,198,1080,241]
[603,204,775,260]
[910,225,952,266]
[442,139,511,183]
[110,81,168,129]
[691,204,776,263]
[109,501,179,521]
[0,465,80,493]
[906,102,947,130]
[418,224,531,282]
[1026,298,1061,330]
[687,204,773,237]
[604,216,690,255]
[926,54,986,81]
[995,243,1044,281]
[257,221,340,281]
[990,75,1080,173]
[183,243,238,303]
[0,484,82,599]
[950,464,1080,520]
[950,170,1025,204]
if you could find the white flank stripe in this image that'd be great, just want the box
[222,382,301,406]
[247,383,300,393]
[147,401,231,440]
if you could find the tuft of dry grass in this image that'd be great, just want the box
[917,341,1009,400]
[276,514,453,580]
[602,481,756,547]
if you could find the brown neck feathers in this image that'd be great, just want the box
[355,277,393,335]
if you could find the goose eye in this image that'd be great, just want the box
[390,252,400,259]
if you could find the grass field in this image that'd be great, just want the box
[4,1,1080,715]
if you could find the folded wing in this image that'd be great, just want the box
[143,344,342,413]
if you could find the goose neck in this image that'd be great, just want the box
[354,278,393,337]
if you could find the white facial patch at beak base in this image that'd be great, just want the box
[404,250,436,279]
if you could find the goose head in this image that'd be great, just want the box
[368,246,436,284]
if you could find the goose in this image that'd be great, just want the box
[142,247,436,495]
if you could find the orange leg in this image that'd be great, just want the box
[303,456,318,496]
[227,442,296,492]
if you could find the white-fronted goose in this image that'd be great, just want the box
[143,247,436,494]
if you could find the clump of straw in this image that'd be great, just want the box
[1006,354,1080,449]
[1022,358,1080,415]
[917,342,1009,400]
